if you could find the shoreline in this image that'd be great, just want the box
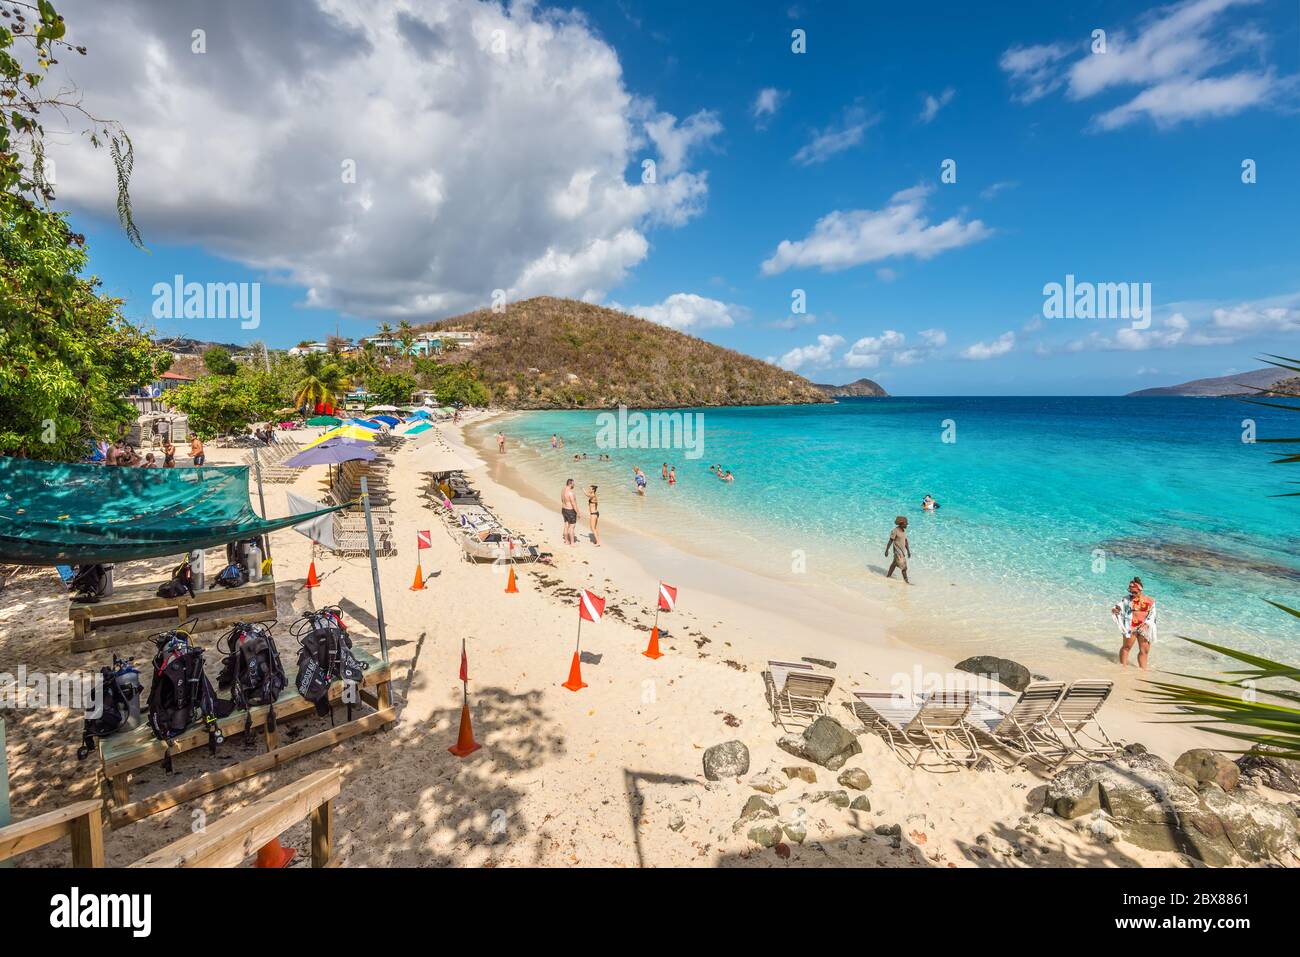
[452,414,1216,764]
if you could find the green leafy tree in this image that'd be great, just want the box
[366,370,416,406]
[0,194,168,459]
[203,345,237,376]
[397,319,416,356]
[1144,358,1300,758]
[166,367,288,439]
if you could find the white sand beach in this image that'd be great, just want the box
[2,417,1295,868]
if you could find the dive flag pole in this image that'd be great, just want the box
[360,476,390,665]
[0,718,10,869]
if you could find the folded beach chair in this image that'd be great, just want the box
[764,660,835,729]
[1040,680,1121,765]
[851,689,979,769]
[963,681,1066,768]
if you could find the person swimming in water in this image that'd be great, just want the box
[922,494,938,511]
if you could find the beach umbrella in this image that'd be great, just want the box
[366,404,400,412]
[403,421,433,435]
[344,418,383,431]
[303,425,377,449]
[370,414,401,427]
[410,408,433,419]
[284,442,378,468]
[306,415,342,427]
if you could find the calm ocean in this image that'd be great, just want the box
[473,397,1300,672]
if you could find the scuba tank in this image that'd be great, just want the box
[188,548,206,591]
[77,655,143,759]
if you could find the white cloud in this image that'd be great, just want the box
[919,328,948,347]
[613,292,747,331]
[792,107,877,165]
[961,331,1016,360]
[766,313,818,330]
[1000,0,1281,130]
[1065,312,1233,352]
[1212,303,1300,333]
[876,267,897,282]
[778,334,845,371]
[751,87,786,126]
[46,0,722,321]
[843,330,905,368]
[761,184,992,275]
[980,180,1017,201]
[918,87,956,123]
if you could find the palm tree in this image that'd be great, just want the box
[397,319,416,357]
[1143,356,1300,758]
[377,322,394,353]
[292,352,348,412]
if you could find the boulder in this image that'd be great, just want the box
[1045,749,1300,866]
[777,716,862,771]
[781,820,807,844]
[849,795,872,812]
[955,655,1031,692]
[749,772,789,795]
[747,822,784,847]
[810,790,851,808]
[1174,749,1240,791]
[782,766,817,784]
[703,740,750,781]
[837,768,872,791]
[1236,748,1300,795]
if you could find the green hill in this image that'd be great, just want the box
[421,297,827,409]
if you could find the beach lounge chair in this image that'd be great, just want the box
[851,689,979,769]
[962,681,1066,767]
[764,660,835,729]
[1040,680,1121,765]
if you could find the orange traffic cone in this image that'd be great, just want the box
[410,561,426,591]
[447,701,481,757]
[561,651,587,691]
[305,561,320,589]
[642,626,664,660]
[504,566,518,593]
[254,837,297,868]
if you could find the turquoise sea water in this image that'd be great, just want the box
[475,398,1300,670]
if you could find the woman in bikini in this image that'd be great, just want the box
[587,485,601,546]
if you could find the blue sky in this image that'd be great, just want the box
[59,0,1300,394]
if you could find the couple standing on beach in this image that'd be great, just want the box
[562,478,600,546]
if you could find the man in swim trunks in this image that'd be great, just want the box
[1113,577,1156,670]
[884,516,911,584]
[561,479,578,545]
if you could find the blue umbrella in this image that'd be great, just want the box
[344,418,383,431]
[371,414,401,426]
[403,422,433,435]
[410,408,433,419]
[284,440,378,467]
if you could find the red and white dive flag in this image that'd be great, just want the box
[658,582,678,612]
[458,638,468,682]
[417,530,432,549]
[578,589,606,623]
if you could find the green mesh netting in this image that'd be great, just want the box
[0,457,346,566]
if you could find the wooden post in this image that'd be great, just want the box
[251,445,273,563]
[360,476,390,664]
[68,803,105,868]
[310,799,334,867]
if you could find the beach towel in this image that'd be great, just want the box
[1112,602,1158,644]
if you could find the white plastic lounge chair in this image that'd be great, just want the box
[765,660,835,729]
[1040,680,1121,765]
[964,681,1066,767]
[852,689,979,769]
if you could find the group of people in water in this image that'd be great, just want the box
[99,435,204,468]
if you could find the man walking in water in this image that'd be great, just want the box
[884,516,911,584]
[561,479,578,546]
[1113,577,1156,670]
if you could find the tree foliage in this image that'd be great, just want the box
[0,192,168,459]
[203,345,237,376]
[165,366,287,439]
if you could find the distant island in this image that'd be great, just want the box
[812,377,888,398]
[1128,367,1295,397]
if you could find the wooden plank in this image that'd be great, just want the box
[0,800,102,864]
[69,804,105,868]
[69,577,277,624]
[71,605,277,654]
[110,710,390,830]
[310,799,334,868]
[100,650,389,779]
[130,768,343,868]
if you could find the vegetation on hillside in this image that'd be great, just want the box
[422,297,825,409]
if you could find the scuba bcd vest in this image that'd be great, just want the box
[156,556,195,599]
[69,564,110,604]
[216,621,288,744]
[291,606,367,722]
[146,629,232,770]
[77,655,143,760]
